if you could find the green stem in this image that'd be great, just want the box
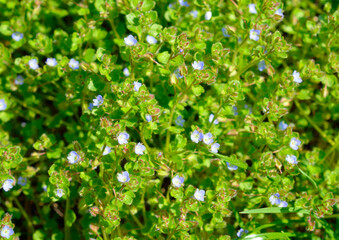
[64,196,70,240]
[13,197,35,233]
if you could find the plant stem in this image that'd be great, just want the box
[13,197,35,233]
[64,196,70,240]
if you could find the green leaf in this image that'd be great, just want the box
[298,167,319,190]
[192,85,205,96]
[157,51,171,65]
[240,207,309,214]
[243,232,296,239]
[65,210,76,227]
[141,0,155,11]
[212,153,248,169]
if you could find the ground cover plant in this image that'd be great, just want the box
[0,0,338,239]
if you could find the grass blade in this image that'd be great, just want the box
[240,207,309,214]
[243,232,295,239]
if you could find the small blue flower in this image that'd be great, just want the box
[134,81,142,92]
[93,95,104,107]
[146,35,157,44]
[175,116,185,127]
[269,193,281,205]
[174,68,183,79]
[286,155,298,165]
[146,114,152,122]
[135,142,146,155]
[209,114,219,124]
[203,132,214,145]
[67,151,80,164]
[210,143,220,153]
[222,27,230,37]
[278,121,288,130]
[2,179,14,192]
[226,162,238,171]
[69,58,79,70]
[46,58,57,67]
[275,9,284,18]
[190,10,198,18]
[205,11,212,20]
[28,59,39,70]
[88,103,94,111]
[232,106,238,116]
[124,35,138,46]
[250,29,261,41]
[172,175,184,188]
[123,67,130,77]
[290,137,301,150]
[194,188,205,201]
[1,225,14,239]
[248,3,257,14]
[0,99,7,111]
[12,32,23,41]
[178,0,189,7]
[191,130,203,143]
[103,146,111,156]
[237,228,249,238]
[292,70,302,83]
[118,132,129,145]
[18,177,27,186]
[56,188,64,198]
[15,75,24,85]
[192,61,204,70]
[258,60,266,71]
[117,171,130,183]
[279,200,288,207]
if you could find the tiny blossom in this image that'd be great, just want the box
[286,155,298,165]
[67,151,80,164]
[146,114,152,122]
[244,104,253,114]
[174,68,183,79]
[192,61,204,70]
[205,11,212,20]
[124,35,137,46]
[103,146,111,156]
[88,103,94,111]
[279,201,288,207]
[172,175,184,188]
[248,4,257,14]
[210,143,220,153]
[2,179,14,192]
[263,106,269,114]
[175,116,185,127]
[133,81,142,92]
[279,121,288,130]
[292,70,303,83]
[250,29,261,41]
[178,0,189,7]
[232,106,238,116]
[238,37,242,43]
[269,193,281,205]
[222,27,230,37]
[226,162,238,171]
[18,177,27,186]
[46,58,57,67]
[93,95,104,107]
[69,58,79,70]
[118,132,129,145]
[258,60,266,71]
[123,67,130,77]
[0,99,7,111]
[56,189,64,198]
[42,184,47,192]
[194,188,205,202]
[190,10,198,18]
[275,9,284,18]
[203,132,214,145]
[117,171,130,183]
[1,225,14,239]
[290,137,301,150]
[28,59,39,70]
[209,114,218,124]
[237,228,249,238]
[12,32,23,41]
[146,35,157,44]
[191,130,203,143]
[135,142,146,155]
[15,75,24,85]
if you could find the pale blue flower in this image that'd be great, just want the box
[0,99,7,111]
[290,137,301,150]
[124,35,137,46]
[178,0,189,7]
[93,95,104,107]
[279,121,288,130]
[232,106,238,116]
[103,146,111,156]
[258,60,266,71]
[205,11,212,20]
[237,228,249,238]
[118,132,129,145]
[194,188,205,201]
[88,103,94,111]
[146,114,152,122]
[15,75,24,85]
[46,58,57,67]
[275,9,284,18]
[12,32,23,41]
[292,70,302,83]
[1,225,14,239]
[172,175,184,187]
[117,171,130,183]
[2,179,14,192]
[211,143,220,153]
[248,3,257,14]
[175,116,185,127]
[203,132,213,145]
[286,155,298,165]
[69,58,79,70]
[209,114,219,124]
[279,200,288,207]
[67,151,80,164]
[28,59,39,70]
[250,29,261,41]
[146,35,157,44]
[191,130,203,143]
[192,61,204,70]
[56,188,64,198]
[123,67,130,77]
[135,142,146,155]
[174,68,183,79]
[134,81,142,92]
[226,162,238,171]
[18,177,27,186]
[222,27,230,37]
[269,193,281,205]
[190,10,198,18]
